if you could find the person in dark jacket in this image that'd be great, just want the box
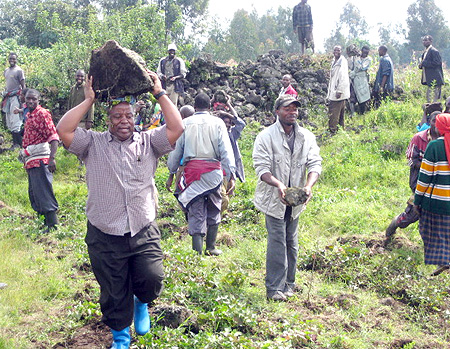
[419,35,444,103]
[157,44,187,107]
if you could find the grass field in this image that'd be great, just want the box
[1,71,450,348]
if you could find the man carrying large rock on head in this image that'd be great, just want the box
[57,71,184,349]
[157,43,187,107]
[253,94,322,302]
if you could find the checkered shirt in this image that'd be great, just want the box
[68,126,174,236]
[293,3,313,29]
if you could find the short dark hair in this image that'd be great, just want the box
[361,45,370,51]
[379,45,388,53]
[422,35,433,41]
[194,93,210,110]
[9,52,17,58]
[26,89,40,99]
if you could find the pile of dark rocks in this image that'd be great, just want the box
[182,50,330,125]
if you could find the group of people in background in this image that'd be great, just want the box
[292,0,450,281]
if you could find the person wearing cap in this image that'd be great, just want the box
[157,44,187,107]
[326,45,350,134]
[56,71,184,349]
[252,94,322,301]
[414,113,450,277]
[68,69,94,130]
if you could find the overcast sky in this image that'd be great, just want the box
[207,0,450,52]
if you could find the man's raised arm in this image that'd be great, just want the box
[148,70,184,145]
[57,75,95,148]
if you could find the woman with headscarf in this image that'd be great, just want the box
[414,113,450,276]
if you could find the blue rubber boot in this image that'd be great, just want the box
[134,296,151,336]
[110,327,130,349]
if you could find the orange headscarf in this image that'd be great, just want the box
[435,113,450,161]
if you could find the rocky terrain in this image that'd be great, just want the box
[182,50,330,125]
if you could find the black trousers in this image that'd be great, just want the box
[85,221,164,331]
[27,161,58,215]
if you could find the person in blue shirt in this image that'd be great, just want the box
[373,45,394,108]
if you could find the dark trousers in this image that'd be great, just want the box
[373,90,393,109]
[85,221,164,331]
[328,100,346,133]
[265,206,299,296]
[27,161,58,215]
[187,187,222,236]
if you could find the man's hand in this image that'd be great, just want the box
[277,182,288,205]
[85,121,93,130]
[303,186,313,204]
[166,174,174,192]
[48,158,56,173]
[147,70,163,95]
[84,75,95,102]
[226,178,236,196]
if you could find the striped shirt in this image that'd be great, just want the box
[415,137,450,215]
[68,126,174,236]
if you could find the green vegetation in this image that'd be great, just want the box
[1,66,449,348]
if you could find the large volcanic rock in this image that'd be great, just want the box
[89,40,154,101]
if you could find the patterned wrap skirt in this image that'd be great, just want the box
[419,209,450,266]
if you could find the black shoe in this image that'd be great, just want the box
[431,265,450,276]
[385,216,399,238]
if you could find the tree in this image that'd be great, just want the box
[324,2,369,53]
[0,0,91,48]
[227,9,259,61]
[406,0,450,51]
[152,0,208,43]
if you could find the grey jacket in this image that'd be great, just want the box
[253,119,322,220]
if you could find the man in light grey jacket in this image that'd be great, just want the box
[253,94,322,301]
[327,45,350,134]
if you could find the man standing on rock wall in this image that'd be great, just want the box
[157,44,187,107]
[2,52,25,149]
[57,73,184,349]
[253,94,322,301]
[292,0,314,55]
[168,92,235,256]
[419,35,444,103]
[327,45,350,134]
